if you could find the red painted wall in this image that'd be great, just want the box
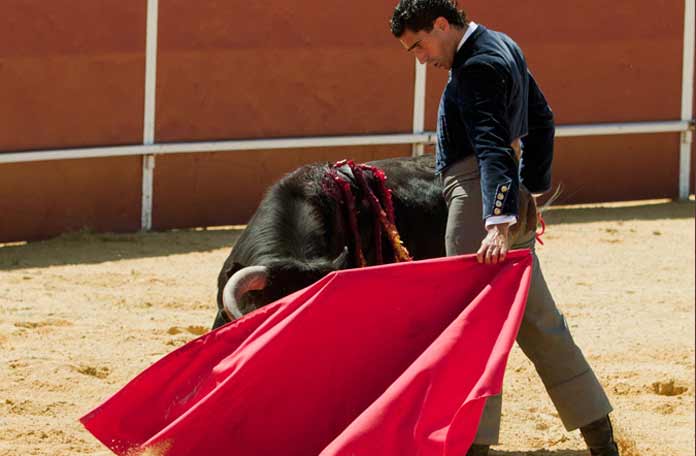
[0,157,142,241]
[155,1,413,142]
[0,1,146,151]
[551,134,681,203]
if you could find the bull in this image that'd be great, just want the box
[213,154,536,329]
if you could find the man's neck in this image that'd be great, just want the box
[450,27,466,60]
[453,27,466,46]
[456,21,478,52]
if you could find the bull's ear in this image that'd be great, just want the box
[332,246,350,269]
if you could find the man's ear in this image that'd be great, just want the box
[433,16,449,32]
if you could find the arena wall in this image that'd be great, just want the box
[0,1,693,242]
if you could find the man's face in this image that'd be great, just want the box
[399,18,456,70]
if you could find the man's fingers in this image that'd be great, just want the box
[486,244,510,265]
[492,245,502,264]
[485,244,496,264]
[476,243,486,263]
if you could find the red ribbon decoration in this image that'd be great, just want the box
[535,212,546,245]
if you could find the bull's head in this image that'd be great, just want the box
[213,249,350,329]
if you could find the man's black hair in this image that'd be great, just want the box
[390,0,466,38]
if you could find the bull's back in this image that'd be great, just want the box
[369,154,535,254]
[368,155,447,260]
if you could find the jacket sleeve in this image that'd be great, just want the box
[456,62,519,220]
[521,71,555,194]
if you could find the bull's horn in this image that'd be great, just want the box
[332,246,349,269]
[222,266,269,320]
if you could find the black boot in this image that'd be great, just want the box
[466,444,490,456]
[580,415,620,456]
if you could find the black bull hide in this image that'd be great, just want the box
[213,154,536,329]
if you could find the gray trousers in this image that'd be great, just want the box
[441,155,612,445]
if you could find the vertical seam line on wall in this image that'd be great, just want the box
[412,61,427,156]
[679,0,695,198]
[142,0,159,229]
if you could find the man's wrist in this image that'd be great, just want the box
[485,215,517,228]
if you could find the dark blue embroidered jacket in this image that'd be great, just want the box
[436,25,555,220]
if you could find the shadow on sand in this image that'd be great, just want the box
[490,451,587,456]
[543,199,694,225]
[0,227,244,271]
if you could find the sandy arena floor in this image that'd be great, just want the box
[0,199,693,456]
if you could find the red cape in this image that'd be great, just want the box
[81,250,532,456]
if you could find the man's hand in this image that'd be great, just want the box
[476,223,511,264]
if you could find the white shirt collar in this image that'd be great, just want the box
[456,21,478,52]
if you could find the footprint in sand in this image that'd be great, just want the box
[165,326,209,347]
[166,327,183,335]
[655,403,675,415]
[74,365,111,379]
[166,326,208,336]
[651,379,688,396]
[185,325,208,335]
[612,382,641,395]
[14,319,72,329]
